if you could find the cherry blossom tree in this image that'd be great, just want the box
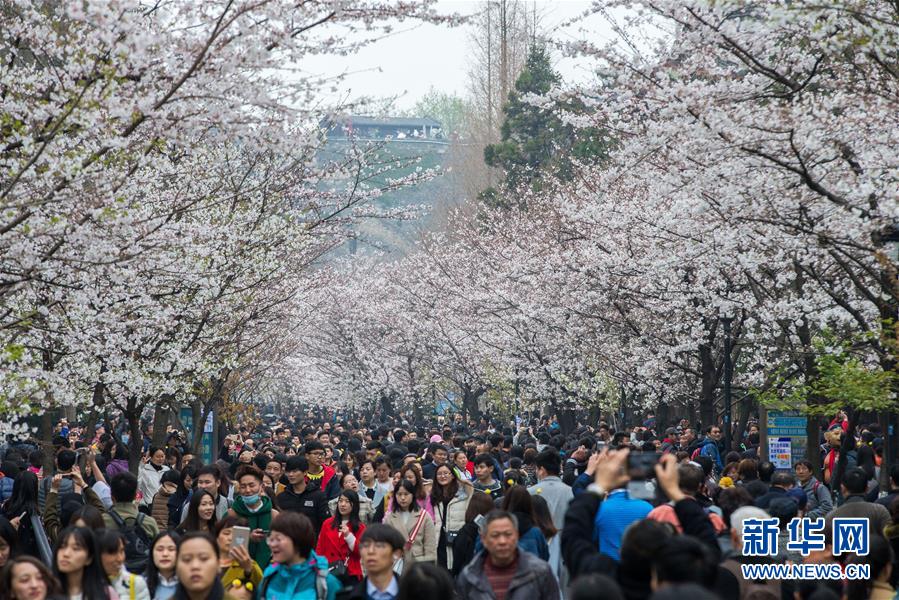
[0,0,458,442]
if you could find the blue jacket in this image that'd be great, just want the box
[594,490,652,561]
[0,477,14,505]
[259,552,341,600]
[699,438,723,470]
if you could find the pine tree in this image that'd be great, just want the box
[482,46,607,208]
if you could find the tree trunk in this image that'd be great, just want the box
[151,405,170,448]
[733,396,752,454]
[378,393,394,420]
[461,384,483,422]
[83,410,99,447]
[699,341,717,430]
[558,408,577,436]
[40,410,55,474]
[879,411,891,494]
[127,397,143,474]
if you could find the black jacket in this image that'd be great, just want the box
[335,577,367,600]
[276,486,330,535]
[336,576,400,600]
[562,458,587,487]
[754,485,790,510]
[167,488,190,528]
[451,520,481,577]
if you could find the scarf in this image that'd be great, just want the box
[231,494,274,568]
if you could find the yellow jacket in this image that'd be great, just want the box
[220,559,263,591]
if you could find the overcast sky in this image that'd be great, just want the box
[301,1,624,112]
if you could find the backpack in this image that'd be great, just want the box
[259,564,328,600]
[108,510,150,573]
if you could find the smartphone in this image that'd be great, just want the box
[627,452,660,500]
[627,452,661,480]
[231,526,250,550]
[474,514,486,533]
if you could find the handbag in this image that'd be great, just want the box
[330,558,348,577]
[437,503,459,546]
[438,501,459,545]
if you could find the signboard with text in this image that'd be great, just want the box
[766,410,807,468]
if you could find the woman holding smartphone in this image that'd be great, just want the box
[2,472,41,559]
[315,490,365,581]
[214,515,262,592]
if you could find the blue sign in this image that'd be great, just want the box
[768,411,807,436]
[179,407,214,464]
[767,410,807,467]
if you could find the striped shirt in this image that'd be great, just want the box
[483,553,519,600]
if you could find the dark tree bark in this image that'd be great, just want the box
[558,408,577,436]
[699,340,717,430]
[151,402,171,448]
[460,383,484,422]
[126,396,143,474]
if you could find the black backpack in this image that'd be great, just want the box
[108,510,150,573]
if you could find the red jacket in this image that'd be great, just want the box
[314,517,365,579]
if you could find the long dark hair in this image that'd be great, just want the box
[530,494,558,540]
[399,463,426,500]
[53,526,111,600]
[68,504,105,530]
[332,489,362,531]
[144,530,182,597]
[0,556,63,598]
[390,480,420,514]
[501,485,537,524]
[0,516,18,560]
[430,463,459,505]
[4,471,39,518]
[396,562,455,600]
[179,465,198,494]
[179,489,217,533]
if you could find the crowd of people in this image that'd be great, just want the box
[0,409,893,600]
